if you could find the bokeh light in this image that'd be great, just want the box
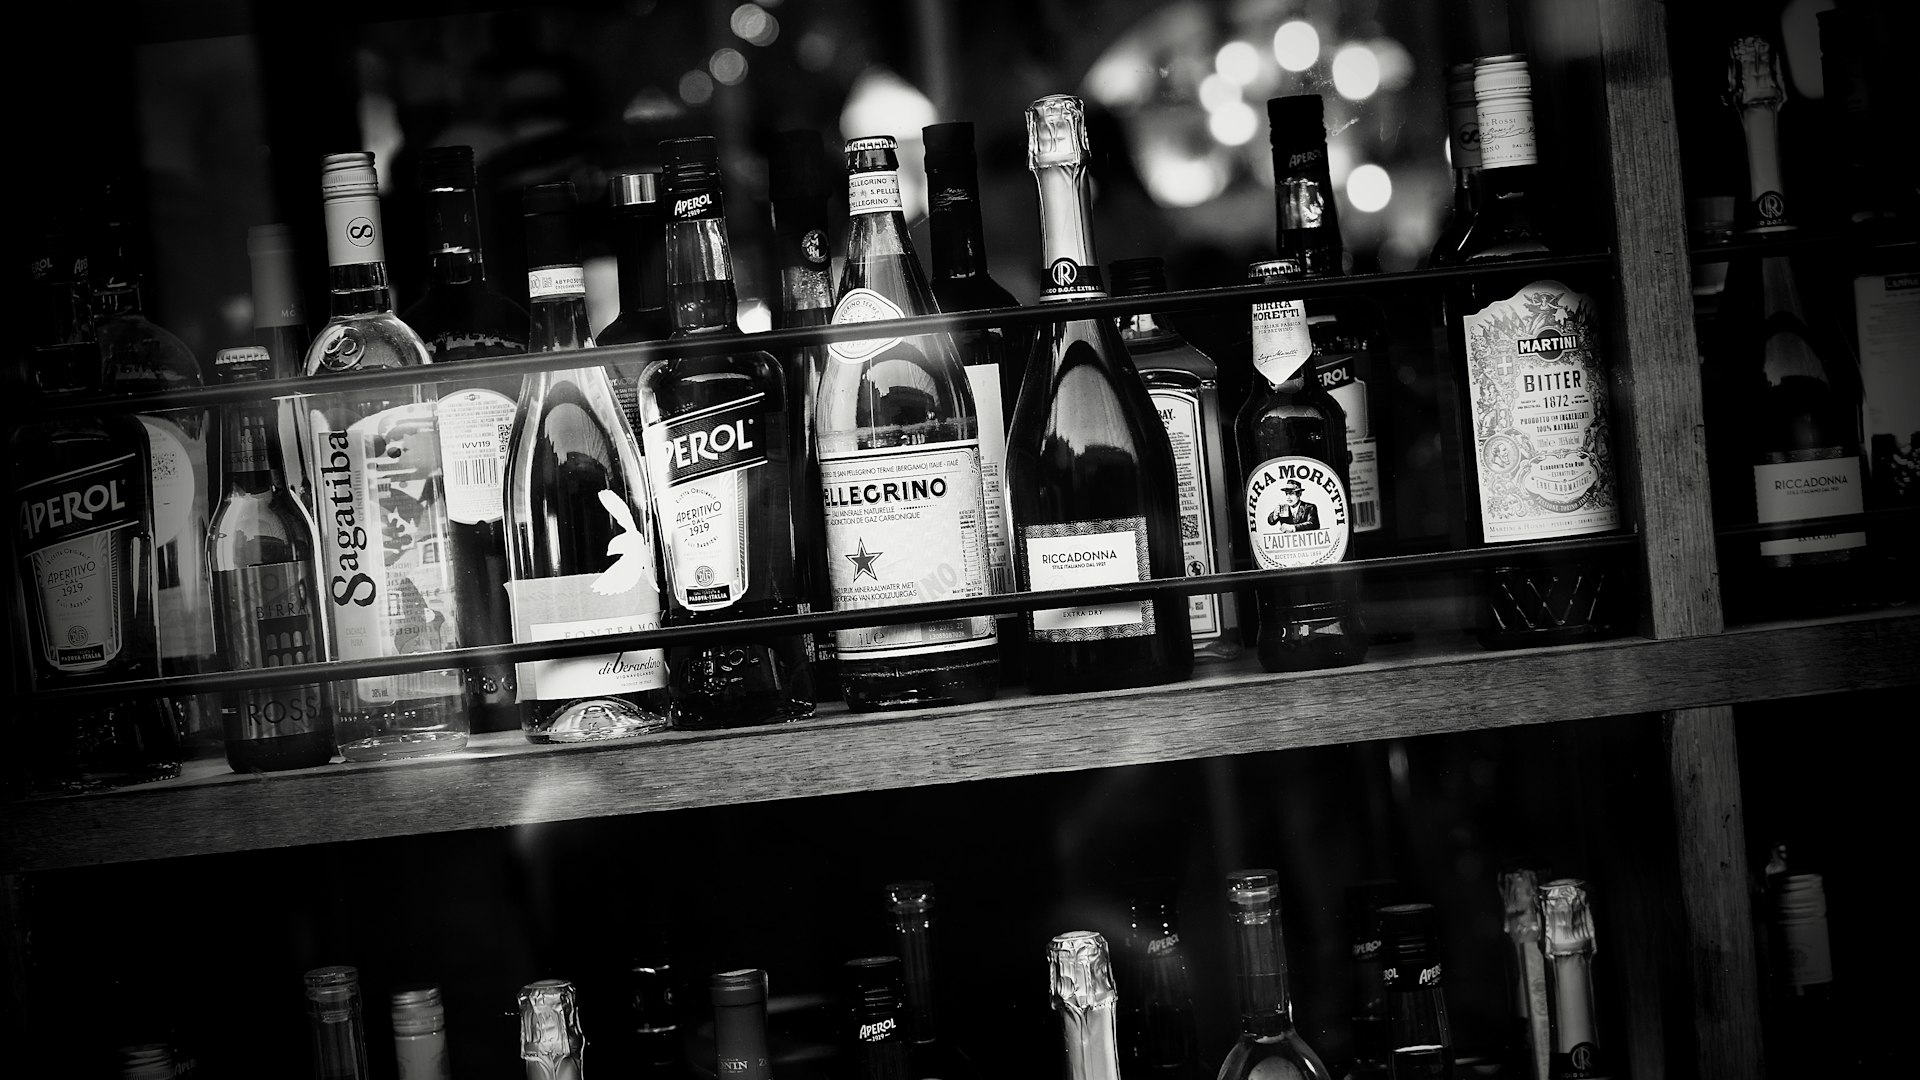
[1272,21,1320,73]
[1215,41,1261,86]
[1142,153,1229,208]
[1332,45,1381,100]
[730,4,779,47]
[1198,73,1240,112]
[1208,99,1259,146]
[678,70,714,105]
[710,48,748,85]
[1347,164,1393,212]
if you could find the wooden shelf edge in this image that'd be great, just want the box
[6,608,1914,874]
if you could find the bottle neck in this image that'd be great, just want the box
[1542,951,1599,1058]
[425,185,487,285]
[1034,163,1105,302]
[325,194,396,317]
[1230,906,1297,1037]
[220,381,284,493]
[1250,296,1313,391]
[1276,143,1344,277]
[714,997,772,1080]
[250,246,307,330]
[1451,165,1482,218]
[1059,999,1123,1080]
[846,168,915,261]
[1119,310,1171,341]
[92,282,146,319]
[613,202,668,314]
[892,914,938,1043]
[328,262,396,317]
[667,215,740,334]
[928,163,991,281]
[1737,103,1792,233]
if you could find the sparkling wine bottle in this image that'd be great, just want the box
[519,979,585,1080]
[1378,903,1453,1080]
[1216,869,1333,1080]
[1051,932,1123,1080]
[1538,880,1612,1080]
[712,969,774,1080]
[1499,867,1550,1080]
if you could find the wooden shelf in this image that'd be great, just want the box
[6,607,1913,875]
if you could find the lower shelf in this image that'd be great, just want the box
[4,608,1914,874]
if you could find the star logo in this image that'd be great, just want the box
[844,539,883,582]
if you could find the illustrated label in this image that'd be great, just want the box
[528,265,587,300]
[142,412,215,659]
[1319,355,1382,534]
[642,394,767,611]
[1246,455,1351,569]
[1461,280,1620,542]
[1149,387,1222,640]
[820,441,995,660]
[17,451,147,675]
[1022,517,1154,640]
[1251,298,1312,387]
[506,574,667,701]
[848,170,904,215]
[963,349,1014,595]
[828,286,906,364]
[437,387,517,525]
[216,560,327,740]
[1753,451,1865,561]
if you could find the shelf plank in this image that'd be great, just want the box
[4,610,1913,874]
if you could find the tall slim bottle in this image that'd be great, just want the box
[303,152,469,760]
[1499,867,1550,1080]
[207,346,334,772]
[248,224,317,509]
[1378,903,1453,1080]
[638,137,813,728]
[885,880,978,1078]
[1009,94,1192,694]
[1116,879,1204,1078]
[600,170,673,434]
[1111,257,1242,663]
[1430,64,1484,269]
[1448,56,1624,647]
[632,956,687,1077]
[402,144,530,731]
[1217,869,1332,1080]
[520,979,585,1080]
[1050,931,1123,1080]
[821,134,999,710]
[305,966,371,1080]
[505,181,671,742]
[1537,880,1612,1080]
[1343,879,1405,1080]
[712,969,774,1080]
[844,956,912,1080]
[391,985,452,1080]
[1766,872,1836,1075]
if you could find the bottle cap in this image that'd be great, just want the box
[1265,93,1326,146]
[843,955,906,1021]
[885,879,935,915]
[922,121,978,168]
[1377,902,1440,965]
[844,135,901,175]
[419,145,476,190]
[518,979,583,1060]
[1445,61,1479,106]
[1473,54,1532,101]
[523,181,581,269]
[1027,94,1089,170]
[390,984,446,1036]
[246,223,296,257]
[215,346,272,368]
[1248,257,1302,282]
[610,171,661,207]
[1108,256,1168,297]
[319,153,378,201]
[523,180,578,217]
[1226,868,1280,908]
[1047,931,1116,1010]
[1773,873,1828,921]
[1539,878,1595,957]
[845,135,896,154]
[710,968,769,1007]
[1500,866,1544,943]
[1724,35,1786,111]
[661,136,722,192]
[771,129,831,201]
[304,965,361,1021]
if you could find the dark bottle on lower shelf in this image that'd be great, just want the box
[1117,879,1205,1078]
[1343,879,1405,1080]
[843,956,912,1080]
[600,169,674,436]
[633,954,690,1078]
[885,881,980,1079]
[1378,904,1453,1080]
[713,969,775,1080]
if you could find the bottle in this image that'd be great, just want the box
[1447,56,1624,648]
[1116,878,1203,1078]
[25,212,95,395]
[768,129,842,700]
[1239,258,1368,671]
[1111,257,1243,663]
[885,880,978,1078]
[1712,33,1868,619]
[924,120,1023,678]
[632,957,686,1077]
[1765,873,1834,1075]
[821,134,999,710]
[247,224,316,509]
[1377,903,1452,1080]
[1009,94,1193,694]
[402,144,531,732]
[1217,870,1332,1080]
[600,170,673,434]
[712,969,774,1080]
[208,346,334,772]
[520,978,585,1080]
[391,985,452,1080]
[1537,880,1611,1080]
[1050,931,1122,1080]
[1815,8,1906,229]
[1430,63,1484,268]
[116,1044,177,1080]
[303,152,470,760]
[305,966,371,1080]
[1343,879,1405,1080]
[844,956,912,1080]
[505,180,671,743]
[637,136,814,728]
[1499,868,1549,1080]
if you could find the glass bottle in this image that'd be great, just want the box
[26,212,95,396]
[769,128,841,700]
[711,969,773,1080]
[1498,867,1549,1080]
[1765,872,1835,1075]
[391,985,452,1080]
[1050,931,1122,1080]
[844,956,912,1080]
[305,966,371,1080]
[505,180,670,743]
[247,223,316,509]
[1377,903,1452,1080]
[600,170,673,435]
[1430,63,1484,269]
[1448,56,1624,648]
[1116,878,1204,1078]
[520,978,585,1080]
[1537,880,1611,1080]
[637,136,813,728]
[1343,879,1405,1080]
[116,1044,177,1080]
[1217,869,1332,1080]
[1009,94,1193,694]
[885,880,979,1078]
[1111,257,1243,664]
[302,151,470,761]
[633,956,687,1078]
[821,134,999,710]
[208,345,334,772]
[1238,258,1367,671]
[401,144,530,732]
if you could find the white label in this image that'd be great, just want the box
[1023,518,1154,640]
[323,194,384,266]
[142,414,214,660]
[828,287,905,364]
[29,533,126,672]
[1753,454,1866,559]
[1461,280,1620,542]
[1857,273,1919,457]
[1246,456,1351,569]
[1149,387,1221,640]
[1252,298,1312,387]
[142,416,197,547]
[1477,97,1538,170]
[437,388,517,525]
[506,575,667,701]
[1780,914,1834,988]
[820,441,995,660]
[965,358,1014,595]
[848,170,905,215]
[528,265,587,299]
[1327,377,1381,535]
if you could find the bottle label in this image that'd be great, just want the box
[963,352,1014,595]
[215,560,327,740]
[641,394,768,611]
[855,1016,898,1042]
[505,573,668,700]
[1038,258,1106,303]
[323,194,385,266]
[1461,281,1620,542]
[848,170,905,215]
[311,403,466,703]
[1550,1043,1607,1079]
[1779,912,1834,987]
[142,413,215,659]
[1449,97,1484,169]
[1380,960,1442,990]
[1021,517,1155,640]
[1251,298,1312,386]
[828,287,906,364]
[1148,387,1223,641]
[669,188,722,222]
[820,441,996,659]
[528,265,587,300]
[437,388,518,525]
[1752,451,1865,561]
[1856,273,1919,496]
[17,450,147,675]
[1246,456,1351,568]
[1477,95,1538,170]
[1320,357,1382,534]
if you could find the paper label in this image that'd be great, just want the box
[1780,915,1834,988]
[1477,97,1538,170]
[1246,455,1351,569]
[143,413,215,659]
[1022,518,1154,640]
[1449,97,1484,169]
[1149,387,1222,641]
[18,451,147,675]
[1252,298,1312,387]
[323,194,384,266]
[642,394,767,611]
[1754,452,1866,560]
[1461,280,1620,542]
[848,170,905,215]
[215,561,327,740]
[528,265,587,299]
[963,355,1014,595]
[1320,361,1381,535]
[828,286,905,364]
[1857,273,1919,501]
[437,388,517,525]
[506,574,667,700]
[820,441,995,659]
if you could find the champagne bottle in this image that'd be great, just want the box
[844,956,912,1080]
[1378,903,1453,1080]
[305,966,371,1080]
[1538,880,1612,1079]
[519,979,585,1080]
[1765,872,1837,1075]
[821,134,999,710]
[1050,931,1123,1080]
[1500,867,1550,1080]
[390,985,452,1080]
[712,969,774,1080]
[505,181,671,742]
[1008,94,1193,694]
[1217,869,1332,1080]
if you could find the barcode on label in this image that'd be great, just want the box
[452,455,500,490]
[1353,500,1377,529]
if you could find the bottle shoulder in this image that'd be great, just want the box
[97,312,201,388]
[306,311,433,373]
[932,274,1019,313]
[599,308,676,346]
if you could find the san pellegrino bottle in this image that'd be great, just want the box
[1217,869,1332,1080]
[1430,63,1484,268]
[519,978,585,1080]
[1116,878,1204,1078]
[1111,257,1243,663]
[207,346,333,772]
[638,136,813,728]
[247,224,317,509]
[1009,94,1192,694]
[844,956,912,1080]
[1378,903,1452,1080]
[821,134,999,710]
[1499,867,1550,1080]
[885,880,979,1078]
[600,170,673,435]
[505,181,670,742]
[1050,931,1122,1080]
[305,966,371,1080]
[712,969,774,1080]
[1343,879,1405,1080]
[303,151,470,760]
[1538,880,1611,1080]
[391,985,452,1080]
